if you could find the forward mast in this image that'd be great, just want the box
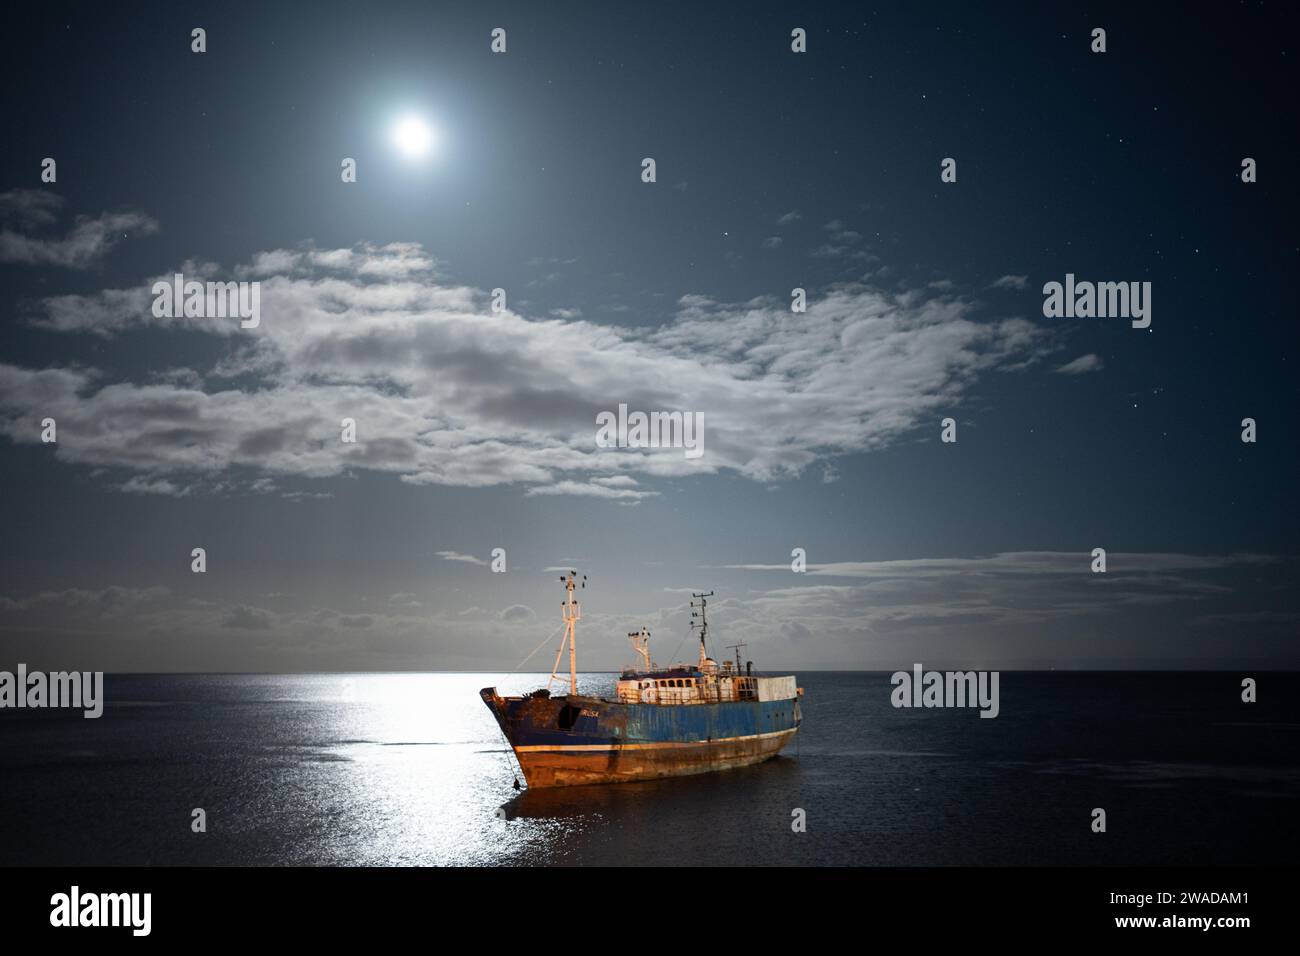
[547,570,585,695]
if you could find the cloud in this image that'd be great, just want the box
[436,551,488,566]
[0,239,1055,497]
[525,479,657,501]
[724,551,1278,578]
[118,476,192,496]
[810,243,874,261]
[761,236,783,250]
[990,274,1028,290]
[0,585,169,616]
[220,605,275,630]
[781,620,812,642]
[0,189,63,228]
[809,219,875,261]
[1056,353,1104,375]
[237,242,436,279]
[0,586,556,672]
[0,190,158,268]
[691,551,1297,667]
[822,220,862,244]
[777,211,800,225]
[1,553,1294,670]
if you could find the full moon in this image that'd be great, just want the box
[392,116,435,158]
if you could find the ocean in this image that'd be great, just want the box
[1,672,1296,866]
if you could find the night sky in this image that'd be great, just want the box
[1,1,1296,672]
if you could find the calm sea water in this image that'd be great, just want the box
[1,672,1296,866]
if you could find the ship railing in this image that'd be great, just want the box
[615,688,760,705]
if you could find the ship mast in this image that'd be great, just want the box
[689,590,714,669]
[627,626,652,672]
[548,571,585,695]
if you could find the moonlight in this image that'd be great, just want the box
[392,115,435,158]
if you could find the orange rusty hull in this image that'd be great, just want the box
[512,728,798,788]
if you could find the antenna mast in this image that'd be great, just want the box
[689,591,714,669]
[548,571,585,695]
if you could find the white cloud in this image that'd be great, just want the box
[822,220,862,243]
[1056,353,1104,375]
[119,476,192,496]
[724,551,1278,577]
[525,479,657,501]
[810,244,874,261]
[436,551,488,566]
[591,475,639,488]
[0,190,158,268]
[990,274,1028,290]
[0,239,1054,497]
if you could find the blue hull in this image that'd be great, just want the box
[480,688,801,787]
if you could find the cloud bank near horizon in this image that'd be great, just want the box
[1,549,1293,671]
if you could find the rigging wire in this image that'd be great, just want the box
[503,622,566,684]
[667,631,689,669]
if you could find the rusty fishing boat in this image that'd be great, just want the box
[481,572,803,788]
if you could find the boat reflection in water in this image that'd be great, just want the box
[494,754,804,823]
